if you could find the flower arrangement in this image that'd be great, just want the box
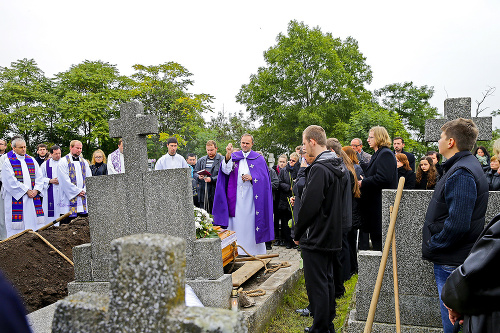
[194,207,219,239]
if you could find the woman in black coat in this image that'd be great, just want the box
[396,153,416,189]
[90,149,108,176]
[277,153,299,248]
[358,126,398,251]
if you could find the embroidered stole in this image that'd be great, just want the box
[46,159,55,217]
[111,149,121,173]
[66,156,87,217]
[7,151,44,229]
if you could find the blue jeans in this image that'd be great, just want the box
[433,264,457,333]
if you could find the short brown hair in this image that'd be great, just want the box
[37,143,48,149]
[241,133,254,144]
[396,153,411,171]
[206,140,217,148]
[491,155,498,162]
[441,118,478,152]
[326,138,342,155]
[369,126,391,148]
[303,125,326,146]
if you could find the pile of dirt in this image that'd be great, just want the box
[0,217,90,313]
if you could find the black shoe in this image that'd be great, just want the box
[304,327,311,332]
[286,243,293,249]
[266,244,272,250]
[295,308,312,317]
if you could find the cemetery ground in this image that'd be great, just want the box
[265,274,357,333]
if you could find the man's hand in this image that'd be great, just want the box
[49,178,59,185]
[290,196,295,206]
[26,189,38,198]
[78,190,86,197]
[198,174,205,180]
[204,177,211,183]
[294,240,299,245]
[445,304,463,325]
[241,174,252,182]
[226,143,234,160]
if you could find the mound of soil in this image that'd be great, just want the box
[0,217,90,313]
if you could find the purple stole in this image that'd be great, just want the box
[46,159,55,217]
[110,149,122,173]
[212,150,274,243]
[66,156,87,217]
[7,151,44,228]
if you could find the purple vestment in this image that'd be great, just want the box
[212,150,274,244]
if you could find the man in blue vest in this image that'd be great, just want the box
[422,118,489,333]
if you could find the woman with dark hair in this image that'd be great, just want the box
[473,146,491,169]
[358,126,398,251]
[90,149,108,176]
[396,153,416,189]
[415,156,437,190]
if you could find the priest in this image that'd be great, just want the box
[40,145,68,225]
[1,138,45,237]
[58,140,92,224]
[213,134,274,255]
[107,138,124,174]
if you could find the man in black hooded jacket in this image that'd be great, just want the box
[294,125,347,333]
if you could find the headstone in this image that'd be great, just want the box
[69,101,232,309]
[267,153,275,167]
[347,190,500,332]
[53,234,247,333]
[424,97,492,142]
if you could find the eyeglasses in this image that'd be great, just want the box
[351,144,360,147]
[95,156,103,159]
[290,159,297,163]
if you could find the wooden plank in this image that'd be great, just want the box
[231,259,271,287]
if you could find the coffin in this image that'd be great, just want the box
[213,226,238,266]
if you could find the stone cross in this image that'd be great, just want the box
[109,101,158,174]
[424,97,492,142]
[53,234,247,333]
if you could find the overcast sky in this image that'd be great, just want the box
[1,0,499,129]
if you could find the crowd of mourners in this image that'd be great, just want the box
[1,121,500,333]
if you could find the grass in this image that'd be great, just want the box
[265,272,358,333]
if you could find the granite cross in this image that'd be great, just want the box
[53,234,247,333]
[109,101,158,174]
[424,97,492,142]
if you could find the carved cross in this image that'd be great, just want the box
[424,97,492,142]
[109,101,158,174]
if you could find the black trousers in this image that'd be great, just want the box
[302,248,336,333]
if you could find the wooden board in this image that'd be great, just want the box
[231,259,271,287]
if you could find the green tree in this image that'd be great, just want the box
[53,60,133,156]
[0,58,56,152]
[346,103,411,155]
[131,62,213,158]
[374,82,439,142]
[236,20,373,152]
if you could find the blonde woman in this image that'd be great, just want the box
[358,126,398,250]
[90,149,108,176]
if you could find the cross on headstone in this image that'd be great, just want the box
[109,101,158,174]
[424,97,492,142]
[53,234,247,333]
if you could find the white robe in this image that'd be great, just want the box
[221,152,266,256]
[1,153,45,237]
[155,153,189,170]
[0,153,9,239]
[40,158,68,224]
[107,151,124,174]
[58,155,92,214]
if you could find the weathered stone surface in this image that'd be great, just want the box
[54,234,247,333]
[72,243,92,281]
[51,292,109,333]
[425,97,492,142]
[187,274,233,309]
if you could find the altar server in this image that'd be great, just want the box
[40,145,68,225]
